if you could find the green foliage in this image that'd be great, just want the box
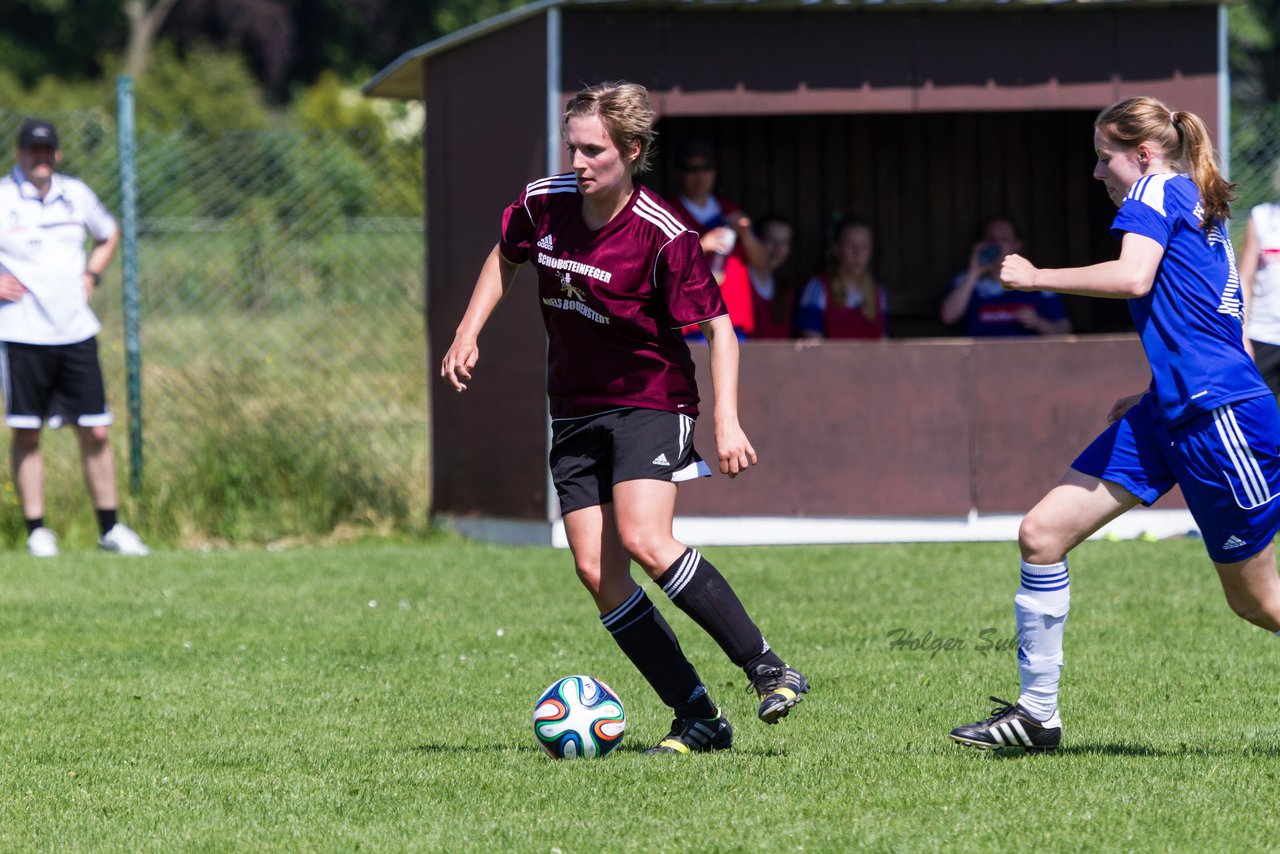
[135,42,269,133]
[0,540,1279,849]
[291,69,387,138]
[432,0,530,36]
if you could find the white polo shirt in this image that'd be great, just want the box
[0,167,116,345]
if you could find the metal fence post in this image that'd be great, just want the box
[116,76,144,494]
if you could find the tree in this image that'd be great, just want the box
[124,0,183,79]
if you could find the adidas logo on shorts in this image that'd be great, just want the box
[537,234,555,251]
[1222,534,1248,550]
[652,453,670,466]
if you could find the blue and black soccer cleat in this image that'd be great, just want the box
[950,696,1062,753]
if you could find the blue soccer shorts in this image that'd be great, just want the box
[1072,393,1280,563]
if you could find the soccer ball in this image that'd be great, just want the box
[533,675,626,759]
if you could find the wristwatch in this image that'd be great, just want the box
[86,271,101,285]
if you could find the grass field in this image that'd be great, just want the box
[2,536,1278,851]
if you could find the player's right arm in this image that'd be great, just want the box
[441,243,521,392]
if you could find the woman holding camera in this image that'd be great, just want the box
[939,216,1072,336]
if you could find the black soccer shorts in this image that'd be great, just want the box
[1,338,112,430]
[550,407,712,514]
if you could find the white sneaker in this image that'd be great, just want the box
[98,523,149,556]
[26,526,59,558]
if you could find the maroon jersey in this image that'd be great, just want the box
[499,173,727,419]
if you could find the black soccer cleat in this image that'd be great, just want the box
[748,664,810,725]
[644,712,734,755]
[949,696,1062,754]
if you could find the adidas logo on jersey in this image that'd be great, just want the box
[1222,535,1248,550]
[537,234,554,251]
[652,453,670,466]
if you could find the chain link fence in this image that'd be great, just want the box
[0,107,428,547]
[1231,103,1280,243]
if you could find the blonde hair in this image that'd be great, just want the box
[826,217,878,322]
[562,81,656,176]
[1095,96,1236,229]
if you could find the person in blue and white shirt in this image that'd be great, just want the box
[1239,159,1280,402]
[949,96,1280,753]
[0,119,148,557]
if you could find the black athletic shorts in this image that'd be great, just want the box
[550,407,712,514]
[1,338,111,430]
[1251,339,1280,400]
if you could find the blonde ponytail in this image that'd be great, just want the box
[1172,110,1236,227]
[1096,97,1237,230]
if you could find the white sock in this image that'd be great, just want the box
[1015,559,1069,722]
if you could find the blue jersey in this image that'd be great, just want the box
[1112,173,1269,424]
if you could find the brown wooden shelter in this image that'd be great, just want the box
[367,0,1223,543]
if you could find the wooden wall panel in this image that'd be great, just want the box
[425,17,550,520]
[671,336,1187,519]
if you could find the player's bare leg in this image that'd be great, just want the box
[11,427,44,521]
[952,468,1138,752]
[1215,543,1280,632]
[76,425,147,555]
[1019,469,1141,563]
[12,427,57,556]
[564,503,638,613]
[76,424,117,512]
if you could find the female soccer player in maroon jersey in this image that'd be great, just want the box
[441,81,808,755]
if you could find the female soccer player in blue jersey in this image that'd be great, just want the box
[950,96,1280,753]
[441,82,808,755]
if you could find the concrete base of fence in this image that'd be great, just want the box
[440,508,1199,550]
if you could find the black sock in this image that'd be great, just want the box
[96,508,117,537]
[656,548,786,675]
[600,588,717,719]
[25,517,44,535]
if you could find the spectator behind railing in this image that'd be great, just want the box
[743,214,795,340]
[667,140,766,340]
[939,216,1071,337]
[795,216,887,340]
[1239,158,1280,404]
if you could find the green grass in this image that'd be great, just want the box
[1,537,1278,851]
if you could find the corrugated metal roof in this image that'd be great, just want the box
[363,0,1226,99]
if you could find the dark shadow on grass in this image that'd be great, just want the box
[960,742,1280,759]
[413,742,788,758]
[414,743,543,755]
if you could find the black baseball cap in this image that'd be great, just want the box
[17,119,58,150]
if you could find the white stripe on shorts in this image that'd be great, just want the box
[1213,404,1271,509]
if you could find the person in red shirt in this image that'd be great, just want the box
[795,216,887,340]
[668,141,767,339]
[741,214,796,339]
[441,82,809,756]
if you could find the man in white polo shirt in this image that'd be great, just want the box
[0,119,148,557]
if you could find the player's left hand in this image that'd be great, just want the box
[1000,254,1038,291]
[0,273,27,302]
[715,418,758,478]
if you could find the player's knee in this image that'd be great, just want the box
[615,527,663,570]
[1225,594,1280,631]
[11,428,40,452]
[572,558,604,595]
[81,425,110,446]
[1018,512,1067,564]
